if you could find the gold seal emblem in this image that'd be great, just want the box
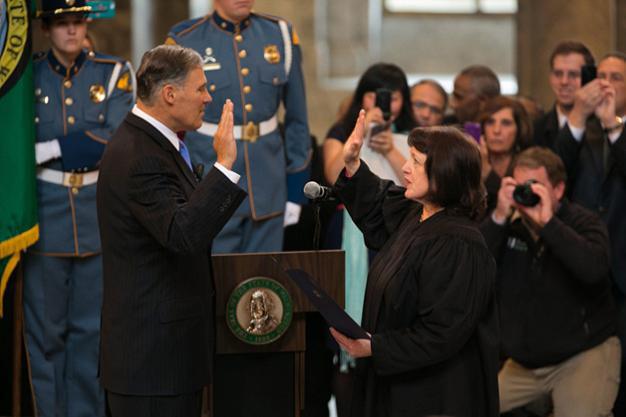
[89,84,106,103]
[263,45,281,64]
[227,277,293,345]
[0,0,29,97]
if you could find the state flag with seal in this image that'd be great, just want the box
[0,0,38,317]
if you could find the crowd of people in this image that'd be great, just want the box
[19,0,626,416]
[320,42,626,417]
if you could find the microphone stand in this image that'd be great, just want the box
[312,199,321,250]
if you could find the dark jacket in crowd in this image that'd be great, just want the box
[554,118,626,296]
[533,106,560,149]
[481,200,616,369]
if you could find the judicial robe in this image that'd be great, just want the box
[335,162,499,417]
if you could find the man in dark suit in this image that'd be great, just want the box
[96,45,246,417]
[533,41,595,148]
[553,51,626,415]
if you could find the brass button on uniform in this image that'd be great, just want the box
[64,80,72,88]
[245,103,253,112]
[65,97,74,106]
[239,50,247,58]
[98,114,105,123]
[34,117,40,124]
[67,115,75,125]
[243,85,251,94]
[71,187,79,195]
[235,34,243,42]
[220,22,227,29]
[241,68,249,76]
[209,84,216,92]
[272,77,279,85]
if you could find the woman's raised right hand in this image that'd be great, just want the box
[343,110,366,176]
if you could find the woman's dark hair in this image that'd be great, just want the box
[479,95,533,153]
[340,63,416,133]
[408,127,486,220]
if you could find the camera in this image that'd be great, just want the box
[375,88,392,121]
[513,180,540,207]
[581,64,597,86]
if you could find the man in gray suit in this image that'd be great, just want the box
[96,45,246,417]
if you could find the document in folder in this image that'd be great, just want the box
[286,268,370,340]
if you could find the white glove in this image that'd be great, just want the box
[283,201,302,227]
[35,139,61,165]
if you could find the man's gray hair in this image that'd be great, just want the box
[136,45,203,104]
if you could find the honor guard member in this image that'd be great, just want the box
[167,0,311,253]
[24,1,134,417]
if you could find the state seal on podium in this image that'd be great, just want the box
[226,277,293,345]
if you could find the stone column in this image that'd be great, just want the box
[617,0,626,52]
[517,0,617,108]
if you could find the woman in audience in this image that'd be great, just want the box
[324,63,416,186]
[479,96,533,214]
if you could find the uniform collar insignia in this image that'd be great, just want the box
[212,11,251,33]
[47,49,87,78]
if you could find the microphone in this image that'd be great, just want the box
[303,181,336,201]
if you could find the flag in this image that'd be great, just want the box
[0,0,38,317]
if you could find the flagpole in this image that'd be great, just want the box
[11,257,24,417]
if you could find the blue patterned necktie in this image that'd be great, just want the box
[179,140,192,171]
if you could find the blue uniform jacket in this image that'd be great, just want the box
[168,12,311,220]
[32,49,134,256]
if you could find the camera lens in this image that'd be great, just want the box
[513,180,540,207]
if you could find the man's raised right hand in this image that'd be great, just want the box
[214,99,236,170]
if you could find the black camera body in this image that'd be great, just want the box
[513,180,540,207]
[581,64,597,86]
[375,88,392,121]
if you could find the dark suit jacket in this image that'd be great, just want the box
[554,117,626,295]
[97,113,246,395]
[533,105,560,148]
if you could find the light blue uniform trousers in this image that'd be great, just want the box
[23,253,105,417]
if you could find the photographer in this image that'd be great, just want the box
[480,147,620,417]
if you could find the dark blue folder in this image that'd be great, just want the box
[285,268,370,340]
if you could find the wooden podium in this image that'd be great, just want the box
[210,250,344,417]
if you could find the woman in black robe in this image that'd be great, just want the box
[330,112,500,417]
